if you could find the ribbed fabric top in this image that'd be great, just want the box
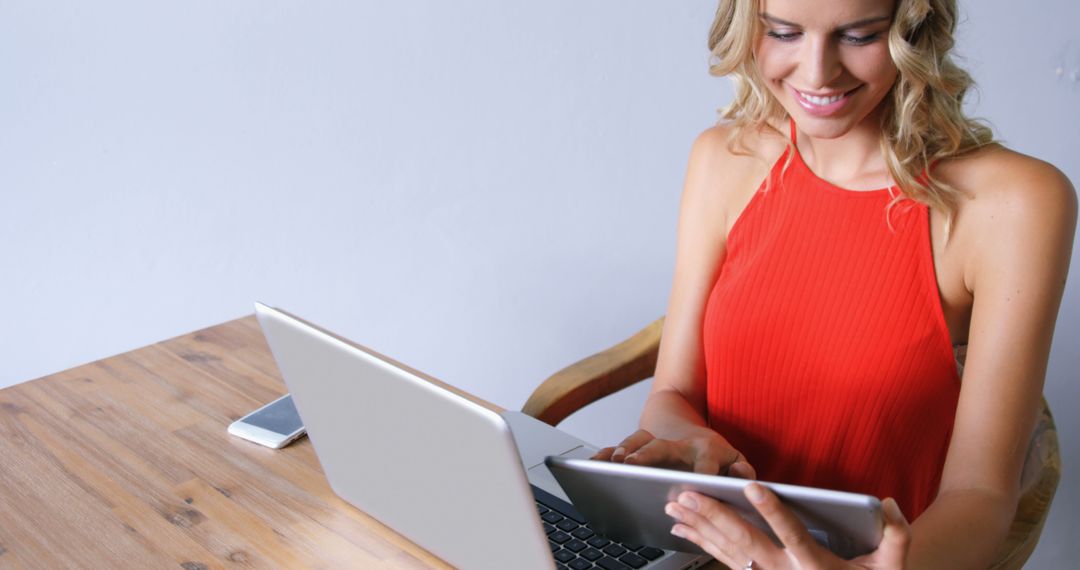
[702,120,961,518]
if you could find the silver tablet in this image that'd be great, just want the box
[546,456,883,559]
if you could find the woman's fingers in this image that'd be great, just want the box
[693,442,744,476]
[590,447,616,461]
[682,434,753,477]
[667,486,911,570]
[742,482,821,561]
[611,429,655,462]
[666,497,749,568]
[624,438,683,467]
[689,443,725,474]
[669,522,744,569]
[667,492,785,570]
[727,460,757,479]
[592,430,685,468]
[874,498,912,567]
[592,430,756,478]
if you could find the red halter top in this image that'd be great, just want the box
[702,120,961,518]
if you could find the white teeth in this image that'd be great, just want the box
[799,91,845,106]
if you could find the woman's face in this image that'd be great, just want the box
[754,0,898,139]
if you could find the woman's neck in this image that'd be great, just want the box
[794,119,892,190]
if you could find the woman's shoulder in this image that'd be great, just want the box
[936,145,1075,211]
[937,145,1076,283]
[688,120,788,168]
[683,121,787,202]
[681,121,789,238]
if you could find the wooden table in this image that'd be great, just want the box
[0,316,456,568]
[0,316,729,569]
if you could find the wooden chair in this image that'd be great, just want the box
[523,317,1061,570]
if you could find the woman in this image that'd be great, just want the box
[592,0,1076,568]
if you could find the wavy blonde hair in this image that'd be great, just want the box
[708,0,995,229]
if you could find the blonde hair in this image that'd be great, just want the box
[707,0,995,229]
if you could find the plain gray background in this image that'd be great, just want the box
[2,1,1077,566]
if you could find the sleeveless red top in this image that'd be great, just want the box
[702,120,961,518]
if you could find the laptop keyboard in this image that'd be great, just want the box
[532,485,668,570]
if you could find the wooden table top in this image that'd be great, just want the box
[0,315,455,568]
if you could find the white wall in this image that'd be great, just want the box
[2,1,1077,566]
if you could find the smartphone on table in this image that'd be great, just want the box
[227,394,307,449]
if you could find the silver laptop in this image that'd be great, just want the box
[255,303,708,570]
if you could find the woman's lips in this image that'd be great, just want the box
[790,84,860,117]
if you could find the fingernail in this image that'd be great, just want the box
[671,525,686,538]
[664,502,681,521]
[678,493,699,511]
[745,483,765,504]
[883,498,904,522]
[613,446,625,459]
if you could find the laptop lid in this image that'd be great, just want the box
[254,303,553,570]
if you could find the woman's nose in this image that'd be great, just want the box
[801,36,842,89]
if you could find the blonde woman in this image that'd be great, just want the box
[591,0,1077,568]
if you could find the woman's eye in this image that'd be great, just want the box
[840,33,880,46]
[764,29,881,45]
[765,30,800,42]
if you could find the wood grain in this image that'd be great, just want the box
[522,317,665,426]
[0,316,454,569]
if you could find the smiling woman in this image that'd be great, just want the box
[710,0,995,219]
[586,1,1078,569]
[757,10,896,126]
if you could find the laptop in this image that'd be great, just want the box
[254,303,709,570]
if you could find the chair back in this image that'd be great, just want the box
[988,398,1060,570]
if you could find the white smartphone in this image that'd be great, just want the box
[227,394,307,449]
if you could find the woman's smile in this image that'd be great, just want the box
[789,84,862,116]
[755,0,897,138]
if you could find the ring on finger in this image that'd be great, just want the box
[743,560,755,570]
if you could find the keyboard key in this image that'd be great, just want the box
[572,527,595,540]
[531,485,587,524]
[602,544,627,558]
[638,547,664,560]
[550,531,572,544]
[580,547,604,561]
[543,512,564,524]
[537,504,550,516]
[549,540,560,553]
[544,523,556,535]
[557,519,579,532]
[619,553,648,569]
[621,543,642,551]
[556,564,571,570]
[554,549,576,563]
[596,557,632,570]
[569,559,593,570]
[564,539,588,553]
[588,537,611,548]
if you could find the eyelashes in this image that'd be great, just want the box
[841,33,880,46]
[765,30,800,42]
[765,30,882,46]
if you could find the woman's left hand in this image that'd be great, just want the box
[665,483,911,570]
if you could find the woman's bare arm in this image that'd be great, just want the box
[627,125,775,476]
[906,154,1077,568]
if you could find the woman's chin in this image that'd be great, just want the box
[788,115,855,139]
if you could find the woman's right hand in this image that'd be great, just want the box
[590,429,756,478]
